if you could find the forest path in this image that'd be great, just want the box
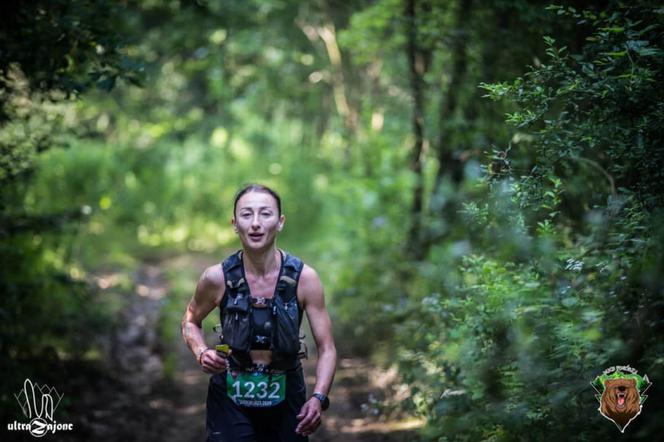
[109,254,423,442]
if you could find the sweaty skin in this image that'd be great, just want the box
[181,191,337,438]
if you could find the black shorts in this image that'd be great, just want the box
[205,368,308,442]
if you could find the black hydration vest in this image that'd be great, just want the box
[220,249,304,371]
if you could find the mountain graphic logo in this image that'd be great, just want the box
[8,378,73,437]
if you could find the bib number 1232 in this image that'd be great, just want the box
[226,371,286,407]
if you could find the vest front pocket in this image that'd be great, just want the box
[222,294,251,352]
[273,295,299,355]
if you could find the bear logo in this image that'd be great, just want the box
[591,366,651,433]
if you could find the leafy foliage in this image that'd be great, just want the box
[0,0,139,419]
[396,3,664,440]
[2,1,663,440]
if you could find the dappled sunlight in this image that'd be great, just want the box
[340,418,426,434]
[95,273,122,290]
[136,283,167,299]
[2,1,662,441]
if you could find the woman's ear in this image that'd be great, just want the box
[231,217,238,232]
[277,214,285,231]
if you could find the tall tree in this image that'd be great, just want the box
[404,0,432,258]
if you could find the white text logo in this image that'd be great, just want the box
[7,378,74,437]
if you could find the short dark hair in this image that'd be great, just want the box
[233,184,282,216]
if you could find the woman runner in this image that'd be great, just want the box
[181,184,337,441]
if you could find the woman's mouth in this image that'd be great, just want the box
[248,233,264,241]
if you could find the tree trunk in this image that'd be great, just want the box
[406,0,473,260]
[433,0,472,192]
[404,0,431,259]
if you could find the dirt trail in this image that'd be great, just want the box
[149,352,423,442]
[109,260,209,441]
[101,258,423,442]
[305,357,424,442]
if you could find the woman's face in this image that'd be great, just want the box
[232,191,284,251]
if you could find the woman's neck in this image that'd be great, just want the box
[242,246,280,277]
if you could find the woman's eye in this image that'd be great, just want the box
[261,212,272,217]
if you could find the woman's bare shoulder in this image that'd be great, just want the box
[298,263,323,296]
[299,263,319,281]
[199,263,225,292]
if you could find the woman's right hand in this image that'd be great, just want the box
[199,348,230,374]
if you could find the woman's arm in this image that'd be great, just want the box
[295,264,337,436]
[181,264,228,373]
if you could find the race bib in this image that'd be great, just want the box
[226,371,286,407]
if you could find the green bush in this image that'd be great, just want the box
[394,4,664,440]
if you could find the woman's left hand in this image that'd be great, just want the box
[295,397,322,436]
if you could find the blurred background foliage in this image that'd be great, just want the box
[1,0,662,440]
